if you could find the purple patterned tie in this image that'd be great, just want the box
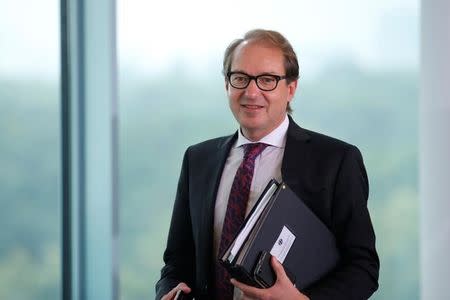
[214,143,268,300]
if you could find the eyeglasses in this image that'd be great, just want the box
[227,71,287,91]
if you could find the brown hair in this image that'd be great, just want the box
[223,29,299,113]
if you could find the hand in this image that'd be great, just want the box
[161,282,191,300]
[231,256,310,300]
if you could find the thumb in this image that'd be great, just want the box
[271,256,288,282]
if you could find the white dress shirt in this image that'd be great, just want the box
[213,115,289,299]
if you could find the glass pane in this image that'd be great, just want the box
[0,1,61,299]
[118,1,419,299]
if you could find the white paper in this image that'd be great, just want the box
[270,226,296,263]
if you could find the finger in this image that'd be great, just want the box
[161,288,177,300]
[175,282,192,293]
[271,256,289,282]
[163,282,192,300]
[230,278,265,299]
[166,288,178,299]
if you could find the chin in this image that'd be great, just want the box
[239,119,267,133]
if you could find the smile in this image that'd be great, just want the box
[242,104,264,110]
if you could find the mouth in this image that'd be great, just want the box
[241,104,264,110]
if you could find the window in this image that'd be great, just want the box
[0,1,61,299]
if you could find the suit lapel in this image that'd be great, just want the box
[197,132,237,290]
[282,116,310,184]
[281,117,320,210]
[202,133,237,229]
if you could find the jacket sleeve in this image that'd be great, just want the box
[302,146,380,300]
[155,148,196,299]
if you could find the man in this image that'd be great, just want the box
[156,29,379,300]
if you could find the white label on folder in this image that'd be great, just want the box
[270,226,296,263]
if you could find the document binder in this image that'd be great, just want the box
[219,179,339,290]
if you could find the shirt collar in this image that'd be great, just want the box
[235,114,289,149]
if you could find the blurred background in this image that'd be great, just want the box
[0,0,418,299]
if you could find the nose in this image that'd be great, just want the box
[244,78,261,98]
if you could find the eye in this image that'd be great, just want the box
[258,76,276,85]
[232,75,248,83]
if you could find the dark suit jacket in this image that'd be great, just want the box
[156,118,379,300]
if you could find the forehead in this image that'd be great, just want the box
[231,41,285,74]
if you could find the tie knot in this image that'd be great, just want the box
[243,143,268,161]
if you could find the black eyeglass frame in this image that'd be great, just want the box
[227,71,288,91]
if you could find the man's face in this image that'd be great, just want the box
[226,41,297,141]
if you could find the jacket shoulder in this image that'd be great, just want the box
[290,122,359,157]
[288,117,358,154]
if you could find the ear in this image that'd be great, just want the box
[287,79,298,102]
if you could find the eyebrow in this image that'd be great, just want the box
[230,70,282,76]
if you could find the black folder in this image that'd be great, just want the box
[219,180,340,290]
